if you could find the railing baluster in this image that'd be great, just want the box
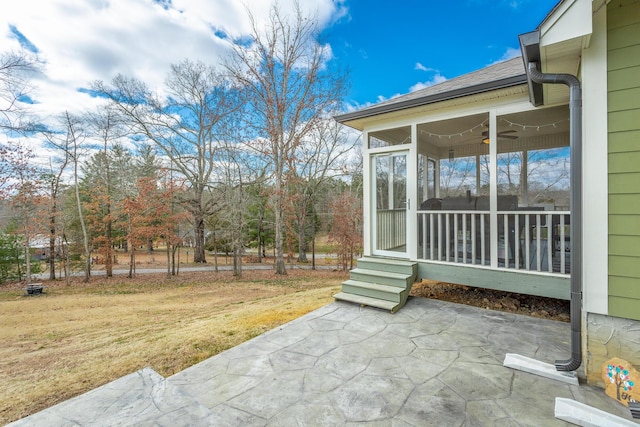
[536,214,541,271]
[560,214,566,273]
[454,214,458,263]
[547,213,553,273]
[429,214,434,260]
[445,214,451,261]
[471,213,476,265]
[525,215,530,271]
[462,213,465,262]
[515,214,520,270]
[481,213,486,265]
[503,214,509,268]
[437,213,443,261]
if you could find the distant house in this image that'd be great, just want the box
[335,0,639,386]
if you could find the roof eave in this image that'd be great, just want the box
[518,30,544,107]
[334,74,528,125]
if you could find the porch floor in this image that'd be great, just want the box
[9,298,635,426]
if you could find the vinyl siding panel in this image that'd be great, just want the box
[608,66,640,91]
[609,173,640,193]
[608,296,640,321]
[609,235,640,257]
[608,0,640,319]
[608,152,640,173]
[608,86,640,111]
[609,129,640,153]
[609,194,640,214]
[608,21,640,49]
[608,44,640,70]
[610,276,640,299]
[609,110,640,132]
[609,215,640,235]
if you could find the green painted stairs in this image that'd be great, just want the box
[334,257,418,313]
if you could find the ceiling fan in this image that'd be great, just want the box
[481,129,518,144]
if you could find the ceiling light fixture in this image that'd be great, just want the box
[482,137,490,144]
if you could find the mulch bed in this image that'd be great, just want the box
[410,280,570,322]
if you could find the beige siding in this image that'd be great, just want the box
[608,0,640,320]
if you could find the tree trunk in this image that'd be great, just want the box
[171,244,177,276]
[62,234,70,286]
[74,158,91,283]
[105,211,113,278]
[24,243,31,285]
[128,242,135,278]
[274,166,286,275]
[233,247,242,278]
[297,218,308,263]
[193,211,206,263]
[212,230,218,273]
[165,239,171,278]
[49,199,57,280]
[311,215,316,270]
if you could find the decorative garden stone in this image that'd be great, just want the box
[602,357,639,406]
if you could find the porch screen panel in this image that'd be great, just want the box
[496,107,570,273]
[375,154,407,253]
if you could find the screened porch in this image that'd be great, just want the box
[371,105,572,277]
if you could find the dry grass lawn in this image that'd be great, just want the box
[0,269,343,425]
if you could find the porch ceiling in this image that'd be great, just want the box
[417,104,570,154]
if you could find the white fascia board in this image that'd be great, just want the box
[540,0,592,48]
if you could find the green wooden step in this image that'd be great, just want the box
[349,268,413,288]
[333,292,400,313]
[356,257,417,276]
[341,279,405,303]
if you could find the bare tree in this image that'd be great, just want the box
[289,116,357,263]
[0,50,40,133]
[62,112,92,282]
[2,143,43,284]
[440,156,477,197]
[93,59,243,263]
[43,147,70,281]
[226,2,346,274]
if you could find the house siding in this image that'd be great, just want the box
[607,0,640,321]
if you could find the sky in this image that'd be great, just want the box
[1,0,560,131]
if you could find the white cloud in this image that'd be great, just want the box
[0,0,345,120]
[488,47,522,65]
[415,62,437,72]
[409,73,447,92]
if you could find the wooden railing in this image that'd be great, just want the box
[376,209,406,251]
[417,210,571,274]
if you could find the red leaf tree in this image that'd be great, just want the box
[328,192,363,271]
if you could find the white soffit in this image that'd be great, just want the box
[540,0,592,48]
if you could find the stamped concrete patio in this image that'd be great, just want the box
[8,297,636,426]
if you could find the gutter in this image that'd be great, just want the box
[519,30,583,372]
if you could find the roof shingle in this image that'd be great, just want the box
[336,56,526,123]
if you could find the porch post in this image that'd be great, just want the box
[475,154,481,194]
[435,159,441,198]
[407,124,418,260]
[362,131,371,257]
[489,110,498,267]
